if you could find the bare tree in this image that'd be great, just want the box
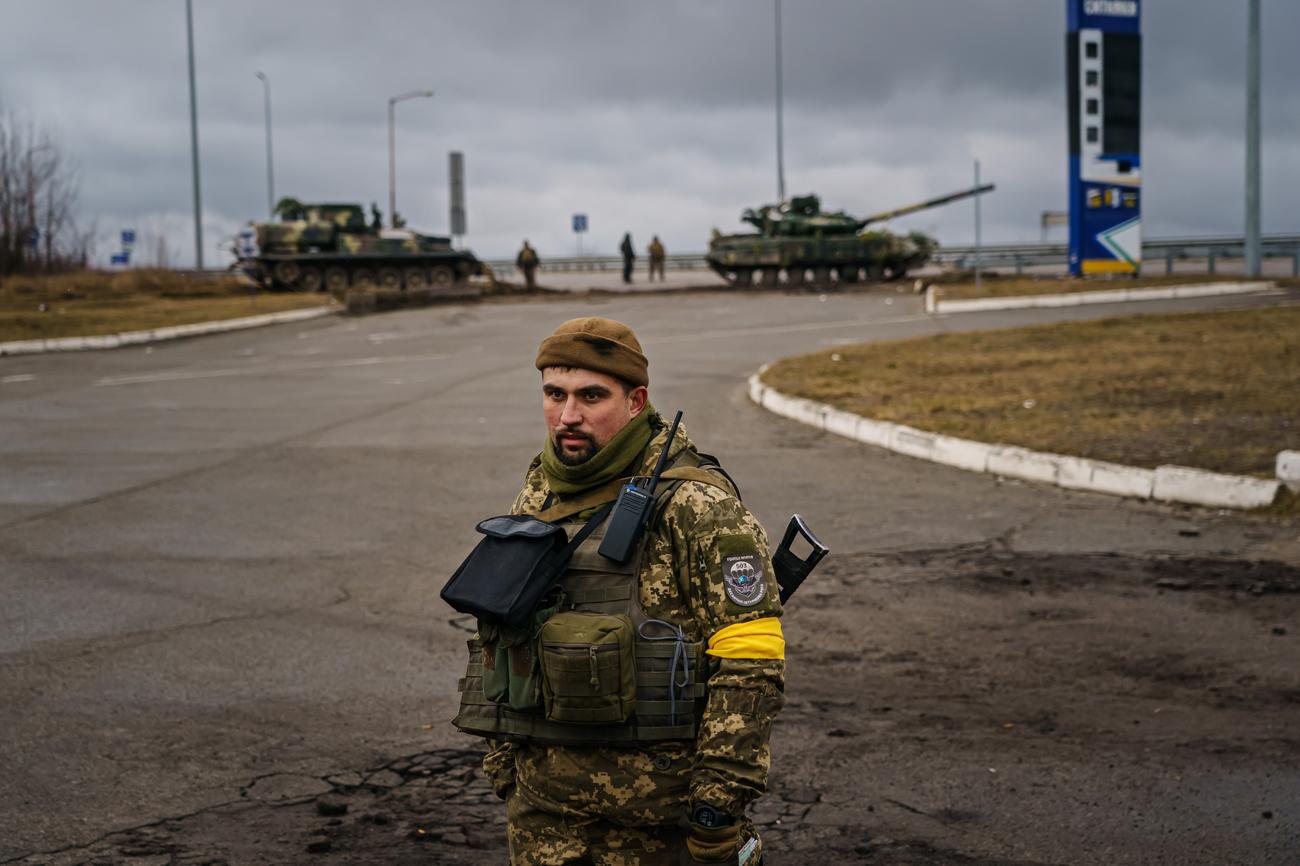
[0,105,85,275]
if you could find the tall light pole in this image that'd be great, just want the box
[1245,0,1261,277]
[388,89,433,228]
[974,158,982,293]
[256,71,275,219]
[185,0,203,270]
[774,0,786,202]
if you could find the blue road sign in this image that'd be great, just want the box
[1067,0,1142,275]
[572,214,588,233]
[110,252,131,266]
[121,229,137,248]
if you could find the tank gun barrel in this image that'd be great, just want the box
[860,183,995,226]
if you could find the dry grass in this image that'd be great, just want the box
[0,270,330,341]
[763,306,1300,487]
[930,272,1259,301]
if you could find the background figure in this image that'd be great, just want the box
[516,240,539,290]
[648,235,666,282]
[620,232,635,284]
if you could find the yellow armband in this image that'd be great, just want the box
[706,617,785,660]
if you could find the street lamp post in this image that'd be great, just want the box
[1245,0,1261,277]
[774,0,785,203]
[255,71,275,219]
[387,89,433,228]
[185,0,203,270]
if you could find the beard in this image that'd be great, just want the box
[554,431,598,466]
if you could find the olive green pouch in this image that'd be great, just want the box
[539,611,636,724]
[479,597,563,711]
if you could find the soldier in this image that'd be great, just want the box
[517,240,540,290]
[648,235,666,282]
[620,232,636,284]
[452,316,784,865]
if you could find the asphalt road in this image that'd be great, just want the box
[1,285,1297,865]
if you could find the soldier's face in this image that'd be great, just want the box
[542,368,648,465]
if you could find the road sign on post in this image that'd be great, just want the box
[449,151,466,240]
[572,213,588,256]
[121,229,137,249]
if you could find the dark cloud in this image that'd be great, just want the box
[1,0,1295,263]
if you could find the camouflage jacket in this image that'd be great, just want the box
[480,416,785,824]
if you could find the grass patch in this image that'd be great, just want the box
[0,270,331,342]
[930,272,1267,301]
[763,305,1300,481]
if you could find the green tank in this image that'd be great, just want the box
[232,201,483,296]
[706,184,993,287]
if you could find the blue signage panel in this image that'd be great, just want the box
[572,213,588,233]
[1067,0,1141,275]
[110,252,131,266]
[121,229,137,247]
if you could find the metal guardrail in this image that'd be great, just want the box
[935,233,1300,275]
[486,234,1300,278]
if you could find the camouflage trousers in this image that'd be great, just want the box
[506,790,761,866]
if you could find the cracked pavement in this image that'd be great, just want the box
[2,287,1297,865]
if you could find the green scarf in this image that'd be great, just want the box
[540,405,656,495]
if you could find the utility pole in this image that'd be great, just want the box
[974,159,982,293]
[256,71,275,219]
[774,0,786,202]
[186,0,203,270]
[1245,0,1261,277]
[388,89,433,228]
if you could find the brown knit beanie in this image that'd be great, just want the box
[535,317,649,387]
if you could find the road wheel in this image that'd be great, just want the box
[296,267,323,292]
[325,268,349,294]
[839,265,859,283]
[351,269,376,288]
[403,267,429,290]
[272,260,300,288]
[430,265,455,288]
[378,268,401,290]
[732,269,754,288]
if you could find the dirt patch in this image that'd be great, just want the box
[762,305,1300,484]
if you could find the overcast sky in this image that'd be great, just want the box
[2,0,1296,265]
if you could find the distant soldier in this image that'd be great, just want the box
[648,235,666,282]
[516,240,540,290]
[620,232,636,284]
[369,203,383,231]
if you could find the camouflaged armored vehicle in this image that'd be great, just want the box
[706,184,993,287]
[233,202,482,294]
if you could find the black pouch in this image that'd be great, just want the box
[441,504,613,629]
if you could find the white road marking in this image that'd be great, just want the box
[94,353,449,387]
[2,374,36,384]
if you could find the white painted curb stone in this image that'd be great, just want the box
[929,281,1274,315]
[1152,465,1280,510]
[748,371,1281,511]
[0,305,337,357]
[1278,451,1300,492]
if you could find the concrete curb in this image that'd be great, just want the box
[0,305,338,356]
[926,280,1275,315]
[748,370,1282,511]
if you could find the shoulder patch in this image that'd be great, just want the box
[723,552,767,607]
